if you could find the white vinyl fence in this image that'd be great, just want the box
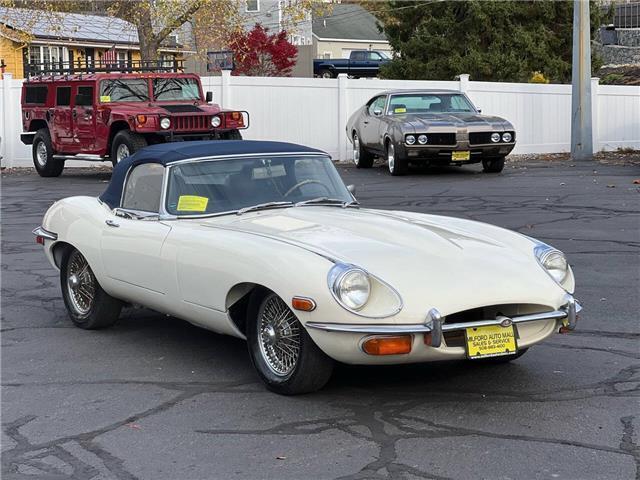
[1,71,639,168]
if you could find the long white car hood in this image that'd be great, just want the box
[201,206,567,317]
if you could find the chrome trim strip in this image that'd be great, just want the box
[306,302,579,335]
[32,226,57,241]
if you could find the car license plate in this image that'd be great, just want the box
[465,324,517,359]
[452,151,470,161]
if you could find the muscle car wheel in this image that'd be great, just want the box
[61,248,122,329]
[387,141,407,176]
[32,129,64,177]
[353,132,374,168]
[482,157,505,173]
[247,292,333,395]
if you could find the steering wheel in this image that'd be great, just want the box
[283,179,332,198]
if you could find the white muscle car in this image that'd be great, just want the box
[34,140,580,394]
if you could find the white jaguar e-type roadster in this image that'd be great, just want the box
[34,140,580,394]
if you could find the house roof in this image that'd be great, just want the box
[312,4,386,42]
[1,7,148,46]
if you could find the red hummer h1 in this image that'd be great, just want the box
[20,69,248,177]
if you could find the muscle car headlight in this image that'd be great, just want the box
[328,263,402,317]
[491,133,501,143]
[418,135,428,144]
[502,132,513,142]
[534,244,569,285]
[211,115,221,128]
[160,117,171,129]
[405,135,416,145]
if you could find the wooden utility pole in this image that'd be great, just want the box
[571,0,593,160]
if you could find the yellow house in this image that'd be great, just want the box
[0,7,187,79]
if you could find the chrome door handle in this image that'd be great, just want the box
[105,219,120,227]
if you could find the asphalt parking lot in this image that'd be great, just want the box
[2,158,639,480]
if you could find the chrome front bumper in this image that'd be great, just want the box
[306,296,581,347]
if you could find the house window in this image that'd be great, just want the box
[28,45,69,73]
[159,54,176,68]
[246,0,259,12]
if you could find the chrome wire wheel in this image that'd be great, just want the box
[353,134,360,165]
[66,250,96,316]
[387,143,395,173]
[35,140,48,167]
[116,143,130,163]
[258,295,301,377]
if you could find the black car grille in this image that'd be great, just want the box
[426,133,456,145]
[173,115,210,131]
[469,131,515,145]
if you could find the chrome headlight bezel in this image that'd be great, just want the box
[417,134,428,144]
[534,243,569,287]
[160,117,171,129]
[327,263,402,318]
[328,264,370,311]
[405,135,416,145]
[211,115,221,128]
[502,132,513,142]
[491,132,501,143]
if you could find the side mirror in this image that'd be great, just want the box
[477,108,482,114]
[205,91,213,103]
[347,184,356,196]
[373,108,383,116]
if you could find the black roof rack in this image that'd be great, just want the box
[25,59,185,79]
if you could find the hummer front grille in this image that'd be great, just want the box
[173,115,210,132]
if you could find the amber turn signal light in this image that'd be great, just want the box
[362,335,412,356]
[292,297,316,312]
[136,114,147,125]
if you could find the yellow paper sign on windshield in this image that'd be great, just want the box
[177,195,209,212]
[100,95,111,103]
[394,107,406,114]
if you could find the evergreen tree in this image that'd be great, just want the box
[367,0,608,83]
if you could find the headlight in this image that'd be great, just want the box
[405,135,416,145]
[534,244,569,285]
[335,268,371,310]
[491,132,501,143]
[418,134,428,144]
[211,116,221,128]
[502,132,512,142]
[160,117,171,129]
[328,263,403,317]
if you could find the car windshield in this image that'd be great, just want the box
[153,78,201,101]
[99,79,150,102]
[387,93,476,115]
[165,155,353,216]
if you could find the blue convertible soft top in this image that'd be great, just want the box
[99,140,326,209]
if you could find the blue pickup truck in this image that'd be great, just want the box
[313,50,390,78]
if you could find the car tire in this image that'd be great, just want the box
[319,69,334,79]
[474,348,528,364]
[111,130,148,166]
[222,129,242,140]
[387,140,408,176]
[32,129,64,177]
[482,157,505,173]
[60,248,122,329]
[247,291,334,395]
[352,132,374,168]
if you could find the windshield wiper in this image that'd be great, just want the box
[237,201,293,215]
[295,197,360,208]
